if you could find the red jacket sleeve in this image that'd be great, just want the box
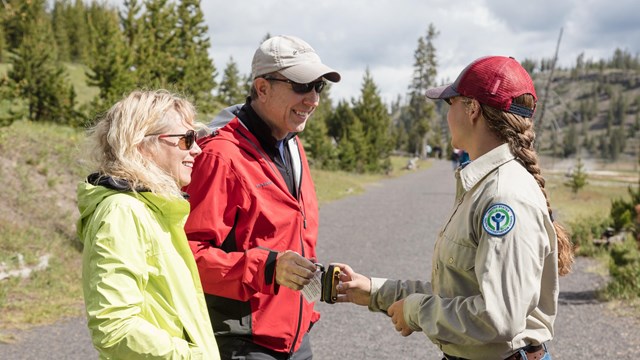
[184,147,277,300]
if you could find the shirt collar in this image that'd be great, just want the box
[458,143,515,191]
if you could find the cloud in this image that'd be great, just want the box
[107,0,640,104]
[483,0,575,33]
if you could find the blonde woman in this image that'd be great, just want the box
[77,90,220,359]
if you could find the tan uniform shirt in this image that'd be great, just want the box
[370,144,558,359]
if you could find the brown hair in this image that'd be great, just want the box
[478,94,574,276]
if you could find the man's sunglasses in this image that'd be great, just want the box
[146,129,197,150]
[263,76,326,94]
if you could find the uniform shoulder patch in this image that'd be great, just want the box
[482,203,516,237]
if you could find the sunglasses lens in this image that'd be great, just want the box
[291,81,325,94]
[186,130,196,149]
[291,83,309,94]
[178,130,196,150]
[314,81,325,94]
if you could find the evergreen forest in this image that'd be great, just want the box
[1,0,639,172]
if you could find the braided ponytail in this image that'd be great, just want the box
[480,94,574,276]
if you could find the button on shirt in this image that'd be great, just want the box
[369,143,558,360]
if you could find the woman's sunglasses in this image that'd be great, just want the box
[146,129,197,150]
[263,76,326,94]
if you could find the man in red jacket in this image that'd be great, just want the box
[183,35,341,359]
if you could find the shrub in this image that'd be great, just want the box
[568,215,612,256]
[604,236,640,299]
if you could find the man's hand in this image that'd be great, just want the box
[275,250,316,290]
[388,299,414,337]
[333,263,371,306]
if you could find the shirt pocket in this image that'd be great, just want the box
[438,233,477,272]
[436,235,480,297]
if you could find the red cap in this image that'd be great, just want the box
[426,56,537,118]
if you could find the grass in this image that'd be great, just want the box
[546,173,637,221]
[0,62,98,107]
[312,156,429,205]
[64,64,100,106]
[0,121,87,331]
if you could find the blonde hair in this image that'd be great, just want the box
[87,89,198,198]
[473,94,574,276]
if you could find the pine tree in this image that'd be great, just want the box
[563,121,578,157]
[135,0,179,88]
[121,0,142,48]
[299,85,336,169]
[174,0,217,114]
[564,157,588,195]
[352,68,392,173]
[51,0,71,62]
[333,100,367,173]
[389,94,408,151]
[301,111,336,170]
[67,0,90,63]
[550,127,560,158]
[609,127,625,161]
[86,5,135,116]
[217,56,246,106]
[325,96,350,142]
[4,0,77,124]
[0,20,5,62]
[404,24,438,157]
[3,0,33,51]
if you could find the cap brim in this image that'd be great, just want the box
[279,63,341,83]
[425,84,459,100]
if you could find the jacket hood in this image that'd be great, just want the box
[209,103,243,131]
[76,173,187,241]
[77,178,120,241]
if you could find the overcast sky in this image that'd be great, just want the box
[118,0,640,105]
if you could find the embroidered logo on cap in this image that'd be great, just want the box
[482,203,515,237]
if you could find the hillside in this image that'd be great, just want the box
[0,121,87,330]
[533,67,640,161]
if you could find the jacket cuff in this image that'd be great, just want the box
[403,293,425,331]
[264,250,279,293]
[368,277,388,312]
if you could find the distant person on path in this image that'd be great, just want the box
[335,56,574,360]
[183,35,341,359]
[458,150,470,167]
[450,148,461,169]
[77,90,220,359]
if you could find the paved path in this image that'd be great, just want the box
[1,159,639,359]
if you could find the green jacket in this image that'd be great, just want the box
[77,179,220,360]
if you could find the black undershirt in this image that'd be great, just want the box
[237,98,297,198]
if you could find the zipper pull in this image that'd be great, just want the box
[304,219,307,229]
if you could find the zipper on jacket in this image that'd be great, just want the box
[289,204,307,357]
[288,296,304,358]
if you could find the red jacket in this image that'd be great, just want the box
[183,117,319,354]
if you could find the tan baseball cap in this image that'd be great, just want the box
[251,35,341,84]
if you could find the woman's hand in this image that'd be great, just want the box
[333,263,371,306]
[388,299,414,336]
